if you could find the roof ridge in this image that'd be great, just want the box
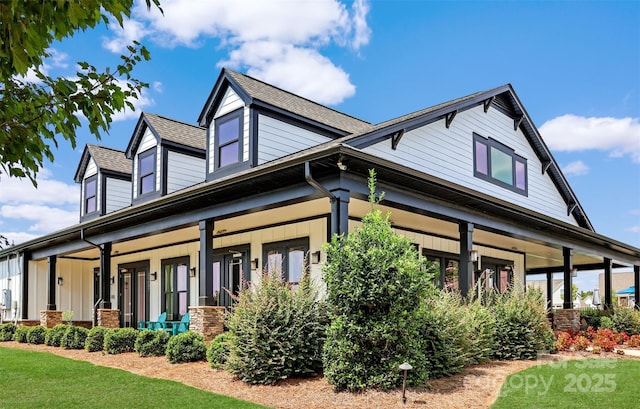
[87,144,125,153]
[144,112,205,129]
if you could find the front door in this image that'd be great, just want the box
[118,261,149,328]
[213,247,249,308]
[480,256,514,293]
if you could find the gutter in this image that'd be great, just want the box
[304,161,336,202]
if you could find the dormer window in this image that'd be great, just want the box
[84,175,97,214]
[138,149,156,195]
[473,133,527,195]
[215,110,243,169]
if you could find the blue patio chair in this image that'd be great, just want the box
[165,312,190,336]
[138,312,167,331]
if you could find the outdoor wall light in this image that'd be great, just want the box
[469,249,478,263]
[57,276,63,286]
[251,258,259,270]
[110,276,115,285]
[190,267,197,277]
[571,268,578,278]
[150,271,157,281]
[399,362,413,404]
[311,250,321,264]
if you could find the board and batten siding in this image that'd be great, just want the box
[81,158,98,217]
[132,129,159,199]
[167,151,205,194]
[209,87,249,173]
[105,178,131,214]
[257,114,332,165]
[362,105,578,226]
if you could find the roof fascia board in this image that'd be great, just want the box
[125,113,150,158]
[73,145,92,183]
[197,70,252,126]
[252,102,351,137]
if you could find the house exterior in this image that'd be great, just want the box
[1,68,639,337]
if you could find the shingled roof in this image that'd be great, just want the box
[143,113,206,150]
[74,145,131,182]
[199,69,372,135]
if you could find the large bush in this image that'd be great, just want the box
[135,329,170,357]
[61,326,89,350]
[85,326,107,352]
[226,270,326,384]
[165,331,206,364]
[612,307,640,335]
[322,170,432,391]
[207,332,232,369]
[27,325,46,344]
[417,291,495,379]
[14,325,30,343]
[0,323,16,341]
[489,287,553,360]
[104,327,138,354]
[45,324,68,347]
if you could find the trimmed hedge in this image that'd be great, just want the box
[165,331,206,364]
[27,326,46,344]
[61,326,89,350]
[0,323,16,341]
[135,329,170,357]
[14,325,30,343]
[104,328,138,354]
[207,332,232,369]
[45,324,68,347]
[85,326,107,352]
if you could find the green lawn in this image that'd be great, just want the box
[492,358,640,409]
[0,346,271,409]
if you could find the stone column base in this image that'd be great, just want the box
[554,309,580,332]
[188,306,225,342]
[97,309,120,328]
[40,310,62,328]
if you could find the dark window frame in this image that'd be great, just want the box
[473,133,528,196]
[262,238,309,284]
[137,148,157,196]
[84,174,98,215]
[423,249,460,290]
[161,256,190,321]
[214,109,244,170]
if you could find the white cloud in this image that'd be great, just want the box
[0,169,78,206]
[1,204,78,233]
[102,18,149,53]
[111,83,155,122]
[110,0,371,105]
[561,160,589,176]
[540,115,640,163]
[627,226,640,233]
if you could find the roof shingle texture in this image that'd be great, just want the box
[86,145,131,175]
[144,113,206,150]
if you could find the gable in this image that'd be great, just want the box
[361,104,580,226]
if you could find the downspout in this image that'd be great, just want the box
[81,229,103,327]
[304,161,336,202]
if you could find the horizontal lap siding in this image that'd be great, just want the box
[210,88,246,173]
[106,178,131,214]
[167,151,205,194]
[363,106,578,226]
[258,114,331,164]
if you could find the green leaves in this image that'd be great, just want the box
[0,0,159,186]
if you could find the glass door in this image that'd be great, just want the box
[213,249,247,308]
[118,262,149,328]
[119,270,133,327]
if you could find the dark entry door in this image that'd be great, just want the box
[118,262,149,327]
[213,249,248,308]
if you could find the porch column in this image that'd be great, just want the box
[562,247,573,309]
[100,242,112,309]
[21,251,29,319]
[634,265,639,310]
[330,188,350,239]
[198,219,215,306]
[458,222,474,297]
[603,257,612,310]
[546,271,553,310]
[46,255,57,310]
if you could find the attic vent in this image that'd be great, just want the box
[492,94,515,116]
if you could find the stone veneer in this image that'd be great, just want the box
[40,310,62,328]
[554,309,580,332]
[97,309,120,328]
[188,306,225,342]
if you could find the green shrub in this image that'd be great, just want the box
[135,330,171,357]
[207,332,232,369]
[104,328,138,354]
[45,324,68,347]
[60,326,89,350]
[165,331,206,364]
[85,326,107,352]
[599,316,615,330]
[27,326,46,344]
[579,308,611,329]
[0,323,16,341]
[612,307,640,335]
[462,299,496,364]
[322,170,432,391]
[226,266,326,384]
[14,325,30,343]
[489,287,553,360]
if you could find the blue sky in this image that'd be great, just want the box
[1,1,638,290]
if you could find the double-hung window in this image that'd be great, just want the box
[263,238,309,285]
[215,110,243,169]
[161,257,189,321]
[84,175,97,214]
[138,149,156,195]
[473,133,527,195]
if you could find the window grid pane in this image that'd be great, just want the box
[287,247,305,283]
[475,141,488,175]
[515,160,526,190]
[218,117,239,144]
[490,147,513,185]
[219,142,239,167]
